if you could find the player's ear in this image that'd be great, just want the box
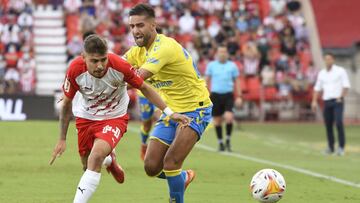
[149,18,157,31]
[81,52,85,60]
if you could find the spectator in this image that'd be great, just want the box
[4,44,19,68]
[18,52,36,94]
[63,0,82,14]
[261,65,275,86]
[0,54,6,94]
[17,9,33,29]
[227,35,240,57]
[207,20,221,38]
[178,9,195,34]
[79,12,97,36]
[269,0,286,15]
[4,66,20,94]
[243,42,260,76]
[236,15,248,33]
[67,35,83,62]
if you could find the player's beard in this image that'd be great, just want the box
[135,33,150,47]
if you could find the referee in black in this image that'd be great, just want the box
[205,46,242,152]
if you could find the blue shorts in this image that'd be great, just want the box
[150,106,213,145]
[139,97,155,121]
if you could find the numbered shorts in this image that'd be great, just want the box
[75,115,129,156]
[139,96,155,121]
[150,106,213,145]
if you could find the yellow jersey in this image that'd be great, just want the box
[123,34,211,112]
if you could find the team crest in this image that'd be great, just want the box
[111,80,120,87]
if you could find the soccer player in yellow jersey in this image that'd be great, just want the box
[124,4,212,203]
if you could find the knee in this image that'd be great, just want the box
[336,121,343,127]
[142,125,151,133]
[224,112,234,122]
[144,159,162,177]
[142,120,152,132]
[163,155,181,170]
[88,152,106,167]
[335,118,343,127]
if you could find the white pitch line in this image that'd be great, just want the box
[127,126,360,188]
[195,143,360,189]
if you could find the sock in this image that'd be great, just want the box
[140,126,149,144]
[154,170,186,180]
[225,123,233,137]
[164,169,185,203]
[215,125,223,143]
[226,135,231,143]
[155,170,166,179]
[102,155,112,167]
[73,169,101,203]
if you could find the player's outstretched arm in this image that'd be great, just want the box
[49,95,73,165]
[138,83,190,126]
[137,68,153,80]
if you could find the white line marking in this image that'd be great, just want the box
[127,126,360,188]
[196,143,360,188]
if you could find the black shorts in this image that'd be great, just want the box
[210,92,234,116]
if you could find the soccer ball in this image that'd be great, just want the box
[250,169,286,203]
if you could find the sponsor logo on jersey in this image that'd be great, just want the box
[111,81,120,87]
[146,57,159,64]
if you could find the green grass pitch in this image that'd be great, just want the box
[0,121,359,202]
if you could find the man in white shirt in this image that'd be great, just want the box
[312,54,351,156]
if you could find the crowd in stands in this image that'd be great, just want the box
[0,0,36,95]
[0,0,317,115]
[62,0,316,106]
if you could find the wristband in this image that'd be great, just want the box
[163,107,174,116]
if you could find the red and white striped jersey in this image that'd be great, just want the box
[62,53,143,120]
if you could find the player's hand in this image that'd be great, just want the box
[311,101,317,112]
[235,97,243,108]
[170,113,191,128]
[49,139,66,165]
[130,66,140,75]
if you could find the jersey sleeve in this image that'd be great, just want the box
[232,62,240,78]
[110,53,144,89]
[122,47,136,66]
[313,72,322,92]
[62,63,80,99]
[141,45,172,75]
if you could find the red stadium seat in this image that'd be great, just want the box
[243,77,261,101]
[264,86,278,101]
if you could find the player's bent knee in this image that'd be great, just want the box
[88,152,106,167]
[163,155,182,170]
[144,162,162,177]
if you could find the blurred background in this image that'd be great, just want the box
[0,0,359,122]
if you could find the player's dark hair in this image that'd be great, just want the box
[83,34,108,55]
[82,30,96,40]
[129,3,155,19]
